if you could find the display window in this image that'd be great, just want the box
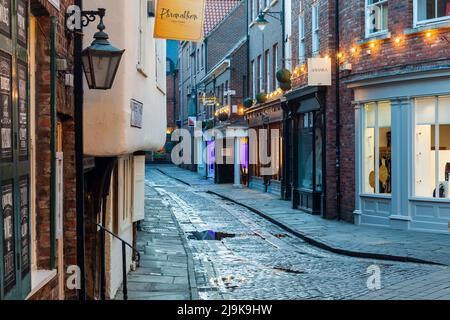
[363,101,392,194]
[414,95,450,199]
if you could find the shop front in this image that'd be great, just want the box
[246,100,284,196]
[284,87,326,215]
[351,69,450,233]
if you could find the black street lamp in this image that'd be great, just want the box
[254,6,286,69]
[81,9,125,90]
[255,11,270,31]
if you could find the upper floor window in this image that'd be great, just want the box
[265,49,271,93]
[312,4,320,55]
[137,0,148,73]
[298,15,306,63]
[366,0,388,36]
[201,44,205,69]
[415,0,450,25]
[251,60,256,98]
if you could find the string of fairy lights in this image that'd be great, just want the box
[211,28,448,114]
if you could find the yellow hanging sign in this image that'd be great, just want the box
[154,0,206,41]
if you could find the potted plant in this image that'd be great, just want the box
[243,98,254,108]
[276,68,292,84]
[256,92,267,104]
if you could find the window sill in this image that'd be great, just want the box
[409,197,450,203]
[26,269,57,300]
[357,32,391,45]
[360,193,392,199]
[405,20,450,35]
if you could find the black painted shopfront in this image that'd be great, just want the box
[283,86,326,216]
[0,0,31,300]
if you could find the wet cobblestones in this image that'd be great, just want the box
[146,168,450,300]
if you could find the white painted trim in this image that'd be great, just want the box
[360,193,392,199]
[413,0,450,27]
[409,197,450,204]
[389,215,412,221]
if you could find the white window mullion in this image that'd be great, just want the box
[375,102,380,194]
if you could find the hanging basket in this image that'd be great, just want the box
[279,81,292,92]
[243,98,254,108]
[276,68,292,83]
[218,112,229,122]
[256,92,267,104]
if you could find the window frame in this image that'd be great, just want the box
[137,0,148,74]
[413,0,450,27]
[298,14,306,63]
[362,101,392,196]
[311,4,320,55]
[365,0,389,38]
[251,60,256,98]
[413,95,450,200]
[264,49,270,93]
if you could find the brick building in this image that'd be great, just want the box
[1,0,78,300]
[284,0,450,233]
[283,0,339,219]
[197,0,249,185]
[245,0,286,197]
[177,0,241,173]
[339,0,450,233]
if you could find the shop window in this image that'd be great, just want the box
[363,101,391,194]
[414,96,450,199]
[415,0,450,25]
[366,0,389,36]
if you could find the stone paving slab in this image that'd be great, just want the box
[154,164,450,266]
[115,184,198,300]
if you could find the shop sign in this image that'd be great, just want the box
[154,0,205,41]
[130,99,143,128]
[188,116,197,127]
[201,93,218,106]
[308,57,332,86]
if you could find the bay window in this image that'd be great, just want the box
[415,0,450,25]
[414,96,450,199]
[366,0,389,36]
[363,101,392,194]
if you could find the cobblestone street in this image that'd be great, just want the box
[125,166,450,300]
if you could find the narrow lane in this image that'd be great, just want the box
[146,167,450,300]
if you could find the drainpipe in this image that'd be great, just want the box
[74,0,86,300]
[50,16,56,270]
[281,0,286,69]
[246,0,251,187]
[335,0,341,220]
